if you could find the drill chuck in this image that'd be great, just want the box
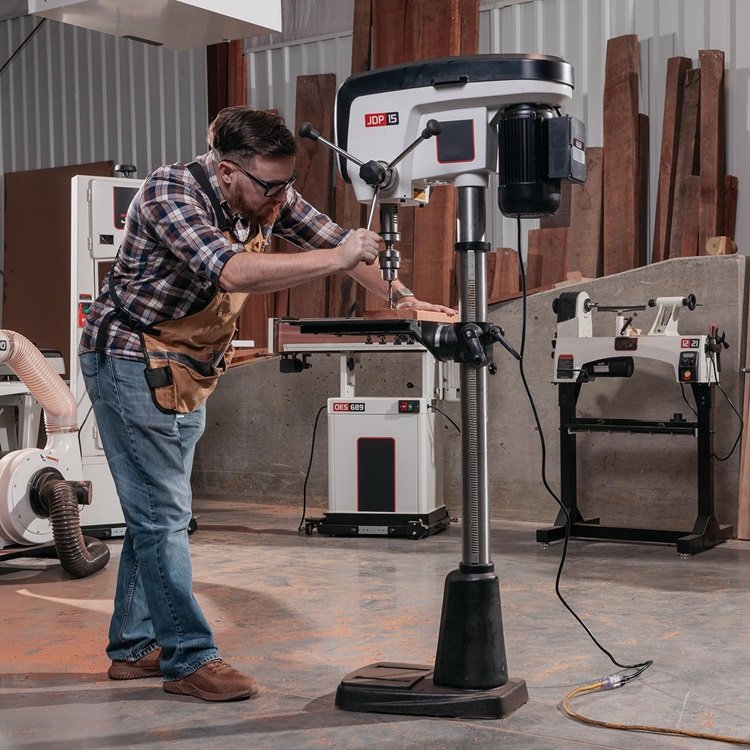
[379,246,401,282]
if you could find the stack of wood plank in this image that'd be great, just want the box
[491,36,738,305]
[653,49,737,262]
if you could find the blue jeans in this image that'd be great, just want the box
[80,351,218,679]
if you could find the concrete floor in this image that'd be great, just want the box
[2,499,750,750]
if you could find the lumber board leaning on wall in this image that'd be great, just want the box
[287,74,337,318]
[539,148,603,281]
[698,49,726,256]
[329,0,371,318]
[667,68,700,260]
[652,57,692,263]
[527,227,569,289]
[367,0,479,312]
[603,34,641,276]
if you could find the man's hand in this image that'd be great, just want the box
[396,297,458,316]
[338,228,382,271]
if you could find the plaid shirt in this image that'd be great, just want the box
[79,152,351,361]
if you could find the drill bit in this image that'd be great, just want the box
[387,280,394,310]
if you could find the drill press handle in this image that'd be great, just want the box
[300,118,443,307]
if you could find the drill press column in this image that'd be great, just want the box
[432,183,518,693]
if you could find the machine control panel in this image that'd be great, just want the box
[678,352,698,382]
[398,399,421,414]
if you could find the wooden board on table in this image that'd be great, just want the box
[698,50,726,256]
[603,35,640,275]
[652,57,692,263]
[364,309,457,322]
[705,236,737,256]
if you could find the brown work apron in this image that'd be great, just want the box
[138,228,264,413]
[96,160,270,414]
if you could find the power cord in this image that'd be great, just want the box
[0,17,46,78]
[513,215,652,674]
[427,403,460,434]
[562,671,750,745]
[297,404,326,533]
[708,356,743,461]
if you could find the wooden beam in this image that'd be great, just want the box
[724,174,739,240]
[603,35,641,275]
[637,113,649,268]
[330,0,372,318]
[288,74,337,318]
[667,68,700,260]
[527,227,569,287]
[566,146,603,278]
[679,175,701,257]
[698,49,726,255]
[487,248,520,304]
[351,0,372,77]
[206,40,246,123]
[652,56,692,263]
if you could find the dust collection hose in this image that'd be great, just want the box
[0,330,109,577]
[31,469,110,578]
[0,330,77,433]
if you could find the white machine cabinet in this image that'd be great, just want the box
[327,395,442,520]
[70,175,142,532]
[270,319,453,538]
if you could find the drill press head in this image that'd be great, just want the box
[335,53,585,213]
[323,54,586,300]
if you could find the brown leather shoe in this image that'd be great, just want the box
[163,659,260,702]
[108,648,162,680]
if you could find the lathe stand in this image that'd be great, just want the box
[536,381,733,555]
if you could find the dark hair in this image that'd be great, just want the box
[207,106,297,162]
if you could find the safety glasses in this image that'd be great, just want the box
[223,159,297,197]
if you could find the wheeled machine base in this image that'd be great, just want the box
[335,662,528,719]
[305,507,451,539]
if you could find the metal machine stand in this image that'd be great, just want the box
[335,186,528,718]
[536,381,733,555]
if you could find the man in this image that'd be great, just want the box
[79,106,455,702]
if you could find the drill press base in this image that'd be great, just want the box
[335,662,528,719]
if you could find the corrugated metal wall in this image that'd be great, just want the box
[247,0,749,258]
[0,14,208,267]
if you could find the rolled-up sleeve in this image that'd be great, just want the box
[273,189,353,249]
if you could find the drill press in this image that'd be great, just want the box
[301,53,585,718]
